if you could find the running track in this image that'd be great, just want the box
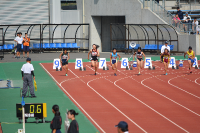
[40,60,200,133]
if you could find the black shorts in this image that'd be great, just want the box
[62,60,68,66]
[137,58,143,61]
[17,44,22,52]
[91,57,98,61]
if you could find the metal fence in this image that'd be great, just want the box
[110,24,179,53]
[0,28,3,59]
[0,24,89,52]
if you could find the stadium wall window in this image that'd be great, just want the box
[61,0,77,10]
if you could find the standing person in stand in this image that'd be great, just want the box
[14,32,23,58]
[22,33,30,58]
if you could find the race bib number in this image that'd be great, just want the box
[192,57,198,67]
[99,58,106,69]
[144,57,152,68]
[169,57,176,68]
[121,58,128,68]
[53,58,61,69]
[75,58,83,69]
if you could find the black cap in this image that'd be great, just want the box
[115,121,128,129]
[165,41,168,44]
[188,46,192,49]
[26,58,31,61]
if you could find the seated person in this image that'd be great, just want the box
[183,17,192,32]
[192,18,199,33]
[173,14,181,28]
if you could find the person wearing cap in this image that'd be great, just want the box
[14,32,23,58]
[177,7,183,20]
[184,46,195,73]
[160,41,170,63]
[115,121,129,133]
[21,58,36,98]
[23,33,30,58]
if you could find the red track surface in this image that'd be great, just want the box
[40,60,200,133]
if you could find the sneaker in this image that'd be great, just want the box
[165,73,168,75]
[94,73,97,75]
[65,74,68,76]
[114,73,117,76]
[190,71,192,73]
[138,72,140,75]
[21,57,25,59]
[31,95,37,98]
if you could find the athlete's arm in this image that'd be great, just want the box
[97,50,100,57]
[184,52,187,58]
[59,53,62,63]
[88,50,91,60]
[110,53,112,64]
[67,53,70,61]
[117,53,121,60]
[192,51,195,59]
[160,53,163,61]
[142,52,146,61]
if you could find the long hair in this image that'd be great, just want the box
[52,105,60,116]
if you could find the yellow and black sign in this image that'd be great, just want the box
[16,103,47,119]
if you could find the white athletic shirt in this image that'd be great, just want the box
[21,62,34,74]
[14,36,23,44]
[161,45,170,53]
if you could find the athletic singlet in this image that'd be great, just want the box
[91,49,97,57]
[136,52,143,59]
[61,52,68,61]
[111,53,117,60]
[187,50,194,59]
[163,52,170,59]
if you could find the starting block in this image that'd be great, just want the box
[195,65,198,69]
[148,66,155,70]
[103,66,109,70]
[56,67,62,71]
[79,67,86,71]
[126,66,133,70]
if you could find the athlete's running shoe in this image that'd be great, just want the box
[138,72,140,75]
[114,73,117,76]
[165,73,168,75]
[94,73,97,75]
[190,71,192,73]
[65,74,68,76]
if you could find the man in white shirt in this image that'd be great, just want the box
[14,32,23,58]
[192,18,199,34]
[160,41,170,62]
[21,58,36,98]
[182,13,192,32]
[115,121,129,133]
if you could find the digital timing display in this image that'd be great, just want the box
[16,103,46,119]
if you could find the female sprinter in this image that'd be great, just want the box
[88,44,100,75]
[133,47,146,75]
[59,49,70,76]
[184,46,195,73]
[110,48,121,76]
[67,109,79,133]
[50,105,62,133]
[160,48,170,75]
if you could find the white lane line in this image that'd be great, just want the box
[114,77,189,133]
[195,77,200,86]
[87,77,147,133]
[168,76,200,99]
[140,76,200,117]
[59,77,78,85]
[86,65,101,75]
[39,63,106,133]
[68,69,85,83]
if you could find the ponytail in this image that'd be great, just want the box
[52,105,60,116]
[68,109,79,117]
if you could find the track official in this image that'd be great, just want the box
[21,58,36,98]
[160,41,170,62]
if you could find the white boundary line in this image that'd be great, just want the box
[114,77,189,133]
[39,63,106,133]
[87,77,147,133]
[168,76,200,99]
[140,76,200,117]
[195,77,200,86]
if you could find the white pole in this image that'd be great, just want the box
[22,106,25,133]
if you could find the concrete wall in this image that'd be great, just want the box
[61,10,80,23]
[77,0,166,51]
[178,34,200,55]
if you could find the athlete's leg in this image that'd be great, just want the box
[164,62,167,73]
[140,60,144,69]
[114,62,118,74]
[95,61,98,74]
[65,65,68,74]
[188,60,192,70]
[137,59,141,73]
[91,60,95,67]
